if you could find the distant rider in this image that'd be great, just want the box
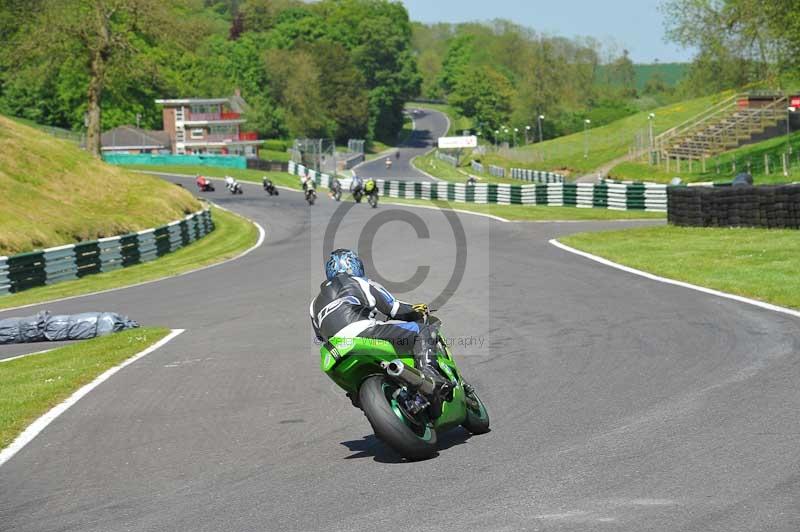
[364,178,378,197]
[310,249,452,409]
[350,174,364,195]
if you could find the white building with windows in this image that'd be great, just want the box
[155,91,263,156]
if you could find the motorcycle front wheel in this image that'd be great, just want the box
[461,385,490,434]
[359,375,437,460]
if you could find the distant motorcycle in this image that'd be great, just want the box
[329,178,342,201]
[225,176,243,195]
[351,177,364,203]
[262,177,279,196]
[385,157,392,169]
[304,180,317,205]
[365,179,379,208]
[195,175,215,192]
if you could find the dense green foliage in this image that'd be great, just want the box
[411,20,683,142]
[662,0,800,94]
[0,0,419,144]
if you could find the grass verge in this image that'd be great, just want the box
[560,225,800,309]
[1,115,200,255]
[0,206,258,310]
[412,151,521,184]
[120,164,298,188]
[0,327,170,450]
[610,130,800,185]
[379,197,665,221]
[479,92,734,176]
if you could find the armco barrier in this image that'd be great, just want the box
[668,184,800,228]
[510,168,565,184]
[436,151,458,166]
[286,161,666,211]
[488,165,505,178]
[1,209,213,296]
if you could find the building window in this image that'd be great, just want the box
[190,128,204,139]
[175,107,184,121]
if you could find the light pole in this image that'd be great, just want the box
[583,119,591,159]
[525,125,531,144]
[503,127,509,147]
[787,107,795,152]
[537,114,544,143]
[648,113,655,164]
[513,127,519,148]
[494,130,499,149]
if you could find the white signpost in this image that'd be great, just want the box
[438,135,478,149]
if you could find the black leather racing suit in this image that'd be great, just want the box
[310,273,438,373]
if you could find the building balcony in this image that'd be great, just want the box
[183,111,243,124]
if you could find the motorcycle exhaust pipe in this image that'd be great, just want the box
[381,359,436,396]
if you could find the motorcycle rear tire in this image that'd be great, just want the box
[359,375,437,460]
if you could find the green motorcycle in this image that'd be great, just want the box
[319,315,490,460]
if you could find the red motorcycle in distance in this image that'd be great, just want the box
[195,175,215,192]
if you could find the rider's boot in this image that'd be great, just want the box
[413,333,454,418]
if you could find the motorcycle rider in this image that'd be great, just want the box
[328,176,342,199]
[262,175,275,193]
[224,175,237,191]
[350,174,364,195]
[364,178,378,198]
[310,249,452,411]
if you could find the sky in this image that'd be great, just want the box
[400,0,695,64]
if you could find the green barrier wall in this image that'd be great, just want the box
[103,153,247,169]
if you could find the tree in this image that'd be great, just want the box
[437,35,474,94]
[12,0,194,157]
[307,41,369,142]
[264,48,331,137]
[661,0,780,91]
[610,49,637,98]
[449,66,514,136]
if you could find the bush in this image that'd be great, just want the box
[262,139,290,152]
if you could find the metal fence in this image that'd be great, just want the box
[0,209,213,296]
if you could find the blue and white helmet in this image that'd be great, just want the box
[325,248,364,280]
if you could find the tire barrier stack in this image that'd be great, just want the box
[668,184,800,228]
[471,161,484,173]
[510,168,565,184]
[0,209,213,296]
[287,161,667,212]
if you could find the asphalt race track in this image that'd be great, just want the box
[2,173,800,529]
[354,107,449,181]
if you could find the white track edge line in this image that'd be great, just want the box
[0,209,265,314]
[0,347,55,364]
[0,328,185,468]
[382,201,509,222]
[549,239,800,320]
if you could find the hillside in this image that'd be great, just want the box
[480,91,735,176]
[0,116,200,254]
